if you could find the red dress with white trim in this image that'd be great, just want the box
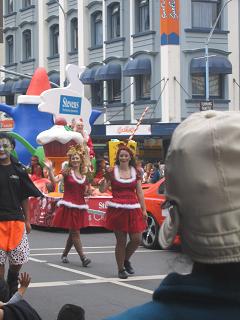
[52,171,89,230]
[106,166,146,233]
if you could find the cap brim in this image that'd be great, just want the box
[158,210,179,249]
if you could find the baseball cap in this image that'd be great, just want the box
[159,110,240,264]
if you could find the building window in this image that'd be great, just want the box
[92,11,103,46]
[137,0,150,32]
[109,3,120,39]
[107,79,121,102]
[136,75,151,100]
[22,30,31,60]
[50,24,59,56]
[6,0,13,14]
[192,0,221,29]
[91,82,103,106]
[6,35,13,64]
[192,74,223,99]
[71,18,78,52]
[22,0,31,8]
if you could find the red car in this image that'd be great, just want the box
[141,178,166,249]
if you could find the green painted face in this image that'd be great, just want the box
[0,138,13,160]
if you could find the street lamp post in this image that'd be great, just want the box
[205,0,232,101]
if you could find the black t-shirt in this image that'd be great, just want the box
[0,163,25,221]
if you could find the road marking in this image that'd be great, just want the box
[29,258,167,294]
[29,274,167,294]
[30,246,116,251]
[29,257,47,263]
[30,249,166,256]
[47,263,104,279]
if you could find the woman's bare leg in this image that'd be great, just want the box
[114,231,127,271]
[125,232,142,261]
[62,232,73,257]
[70,229,84,258]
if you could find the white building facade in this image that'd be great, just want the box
[2,0,239,160]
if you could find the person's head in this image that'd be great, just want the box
[145,163,153,173]
[74,117,84,133]
[96,159,106,171]
[57,304,85,320]
[31,156,39,166]
[136,159,143,168]
[0,279,9,303]
[159,110,240,264]
[115,144,136,167]
[0,132,15,162]
[67,144,89,174]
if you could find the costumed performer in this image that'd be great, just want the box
[99,144,147,279]
[0,133,42,297]
[45,144,92,267]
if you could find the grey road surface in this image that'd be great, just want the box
[19,228,191,320]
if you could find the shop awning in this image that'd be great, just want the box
[190,56,232,75]
[123,58,151,77]
[80,68,98,84]
[95,64,121,81]
[0,81,14,96]
[12,78,30,94]
[49,73,60,87]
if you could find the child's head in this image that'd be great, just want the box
[0,279,9,303]
[57,304,85,320]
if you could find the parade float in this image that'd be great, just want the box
[30,64,111,227]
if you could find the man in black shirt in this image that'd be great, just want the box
[0,133,42,297]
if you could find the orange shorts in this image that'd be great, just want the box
[0,221,25,252]
[0,221,30,265]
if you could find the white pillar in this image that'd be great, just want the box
[228,1,239,111]
[161,46,181,122]
[58,0,67,87]
[129,0,136,123]
[102,1,108,123]
[38,0,48,68]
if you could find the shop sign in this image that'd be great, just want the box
[106,124,151,136]
[160,0,180,45]
[200,101,213,111]
[59,95,81,115]
[0,119,14,129]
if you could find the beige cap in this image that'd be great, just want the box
[159,110,240,263]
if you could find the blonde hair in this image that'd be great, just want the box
[66,143,91,174]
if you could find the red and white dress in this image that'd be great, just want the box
[52,171,89,230]
[106,166,146,233]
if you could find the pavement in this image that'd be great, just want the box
[20,228,191,320]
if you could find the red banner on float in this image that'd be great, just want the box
[160,0,180,45]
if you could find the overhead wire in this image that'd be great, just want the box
[103,77,165,123]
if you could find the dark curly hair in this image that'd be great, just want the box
[0,132,16,149]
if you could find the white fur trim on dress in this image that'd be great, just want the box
[106,201,141,209]
[114,166,136,183]
[71,170,86,184]
[57,200,89,210]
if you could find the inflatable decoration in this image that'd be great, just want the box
[38,64,101,135]
[0,65,101,165]
[0,68,53,165]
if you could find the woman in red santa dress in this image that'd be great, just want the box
[99,144,147,279]
[45,144,91,267]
